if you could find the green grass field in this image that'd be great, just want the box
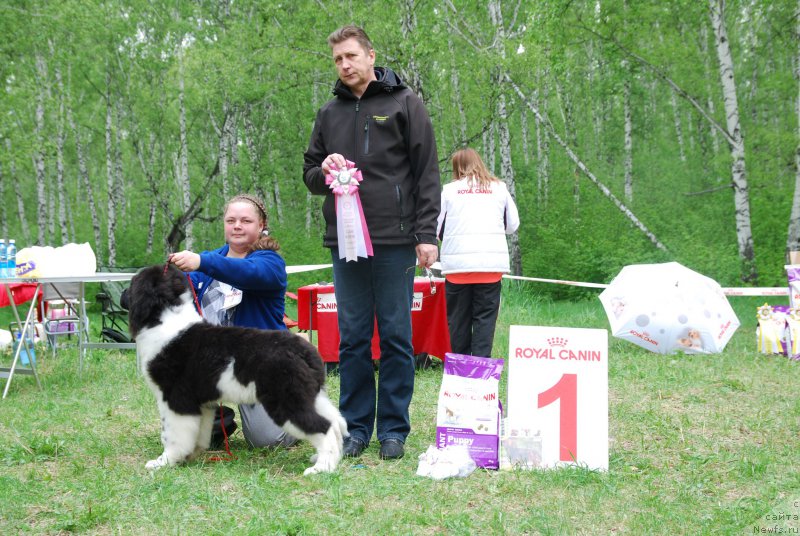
[1,287,798,534]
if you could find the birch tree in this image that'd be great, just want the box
[788,0,800,256]
[177,47,192,251]
[33,53,48,246]
[488,0,522,275]
[710,0,757,282]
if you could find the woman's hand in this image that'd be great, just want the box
[169,251,201,272]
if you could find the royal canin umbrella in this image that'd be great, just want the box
[598,262,740,354]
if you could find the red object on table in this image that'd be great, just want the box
[297,278,451,363]
[0,283,41,310]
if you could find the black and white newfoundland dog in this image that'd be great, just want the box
[121,265,348,475]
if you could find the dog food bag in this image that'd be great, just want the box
[435,353,504,469]
[756,304,789,355]
[786,265,800,308]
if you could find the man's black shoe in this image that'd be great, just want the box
[343,437,367,458]
[379,439,405,460]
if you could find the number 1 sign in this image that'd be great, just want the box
[506,325,608,471]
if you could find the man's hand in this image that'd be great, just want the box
[321,153,347,175]
[415,244,438,269]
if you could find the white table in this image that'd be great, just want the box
[0,272,136,398]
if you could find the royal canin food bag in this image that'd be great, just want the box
[435,353,504,469]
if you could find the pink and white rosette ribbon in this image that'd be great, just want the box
[325,160,373,262]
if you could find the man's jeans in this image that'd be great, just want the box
[445,280,502,358]
[332,245,416,445]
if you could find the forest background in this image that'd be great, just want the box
[1,0,798,298]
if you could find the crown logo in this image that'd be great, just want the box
[547,337,567,347]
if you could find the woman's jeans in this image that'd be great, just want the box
[332,245,416,445]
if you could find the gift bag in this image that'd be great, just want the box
[435,353,504,469]
[786,265,800,308]
[756,304,789,355]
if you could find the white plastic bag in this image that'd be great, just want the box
[16,243,96,278]
[416,445,476,480]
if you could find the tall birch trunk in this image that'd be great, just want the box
[700,24,721,156]
[114,102,126,219]
[400,0,425,102]
[216,101,231,200]
[623,78,634,201]
[178,49,193,251]
[622,0,634,202]
[54,65,69,245]
[488,0,522,275]
[34,53,48,246]
[536,68,551,208]
[6,139,30,244]
[787,0,800,255]
[710,0,757,282]
[105,67,118,266]
[68,92,102,259]
[447,30,468,146]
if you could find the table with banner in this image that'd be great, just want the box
[0,272,136,398]
[296,277,451,364]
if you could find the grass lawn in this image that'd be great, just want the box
[0,285,798,534]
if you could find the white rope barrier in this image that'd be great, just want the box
[285,264,789,297]
[501,273,788,296]
[286,264,333,274]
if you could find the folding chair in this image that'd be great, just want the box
[39,282,87,356]
[95,280,131,343]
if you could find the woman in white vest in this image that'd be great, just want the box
[436,148,520,357]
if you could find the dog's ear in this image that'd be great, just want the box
[119,288,130,310]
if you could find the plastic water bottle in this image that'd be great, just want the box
[0,239,6,278]
[6,239,16,278]
[14,331,36,366]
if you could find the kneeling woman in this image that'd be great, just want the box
[169,193,296,448]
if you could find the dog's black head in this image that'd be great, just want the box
[123,265,193,338]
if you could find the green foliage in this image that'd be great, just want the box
[0,0,797,293]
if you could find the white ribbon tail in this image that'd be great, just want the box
[337,193,369,262]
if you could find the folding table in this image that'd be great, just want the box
[0,272,136,398]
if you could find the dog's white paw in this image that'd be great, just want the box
[145,454,170,470]
[309,453,318,463]
[305,455,338,475]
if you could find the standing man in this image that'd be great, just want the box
[303,25,440,460]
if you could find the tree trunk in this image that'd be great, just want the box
[488,0,522,275]
[178,49,193,251]
[399,0,425,102]
[623,78,634,201]
[65,66,102,259]
[787,0,800,256]
[700,24,721,156]
[710,0,757,282]
[446,28,468,147]
[34,53,48,246]
[54,65,69,245]
[105,67,118,266]
[536,68,551,208]
[6,139,31,244]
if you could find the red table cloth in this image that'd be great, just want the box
[0,283,40,309]
[297,277,451,363]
